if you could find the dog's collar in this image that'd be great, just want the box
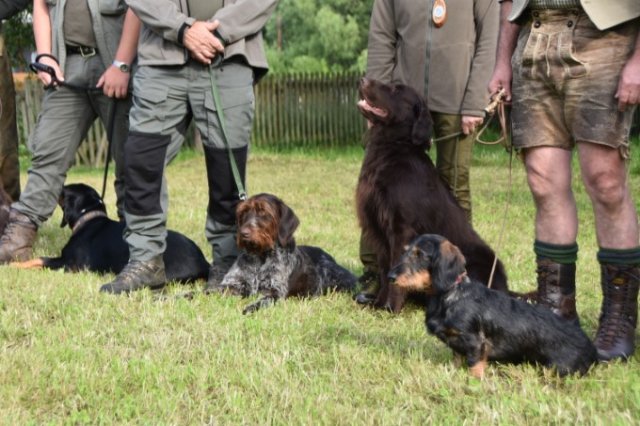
[71,210,108,234]
[454,272,468,285]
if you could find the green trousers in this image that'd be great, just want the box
[359,112,475,273]
[124,61,255,267]
[12,53,130,225]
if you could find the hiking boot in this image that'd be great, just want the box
[100,257,166,294]
[594,264,639,362]
[0,209,37,264]
[203,263,232,295]
[353,269,380,305]
[536,258,579,324]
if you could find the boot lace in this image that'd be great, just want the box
[596,266,639,347]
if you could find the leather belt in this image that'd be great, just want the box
[66,45,97,57]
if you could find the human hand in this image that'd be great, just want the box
[488,63,512,102]
[615,56,640,111]
[183,20,225,65]
[461,115,483,135]
[96,65,130,98]
[36,55,64,87]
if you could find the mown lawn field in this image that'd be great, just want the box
[0,142,639,424]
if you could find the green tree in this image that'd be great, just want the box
[265,0,374,74]
[3,8,34,70]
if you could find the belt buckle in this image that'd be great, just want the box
[79,46,96,58]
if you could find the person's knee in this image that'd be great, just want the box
[584,169,628,208]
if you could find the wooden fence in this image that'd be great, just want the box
[14,71,640,166]
[15,71,367,167]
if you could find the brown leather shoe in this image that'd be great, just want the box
[0,209,37,264]
[594,264,639,362]
[100,257,166,294]
[536,258,579,324]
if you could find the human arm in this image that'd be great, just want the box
[615,29,640,111]
[187,0,279,64]
[460,0,499,120]
[96,8,140,98]
[32,0,64,86]
[487,0,520,102]
[365,0,396,83]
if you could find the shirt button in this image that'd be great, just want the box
[567,20,574,27]
[534,21,541,28]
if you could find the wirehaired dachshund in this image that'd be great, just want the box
[389,234,597,378]
[209,193,356,314]
[12,183,209,283]
[356,78,508,313]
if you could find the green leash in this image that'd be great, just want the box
[208,65,247,201]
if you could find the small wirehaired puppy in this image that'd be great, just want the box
[212,193,356,314]
[388,234,597,378]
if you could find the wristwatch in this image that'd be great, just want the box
[112,60,130,73]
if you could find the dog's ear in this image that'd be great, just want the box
[277,202,300,247]
[412,98,433,149]
[432,239,466,292]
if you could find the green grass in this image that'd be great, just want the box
[1,142,639,424]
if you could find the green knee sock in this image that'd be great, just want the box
[534,240,578,264]
[597,247,640,266]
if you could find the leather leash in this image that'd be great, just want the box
[208,65,247,201]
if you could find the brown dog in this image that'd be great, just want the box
[210,193,356,314]
[355,78,508,313]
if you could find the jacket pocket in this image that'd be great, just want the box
[98,0,126,15]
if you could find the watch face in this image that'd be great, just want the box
[119,63,130,72]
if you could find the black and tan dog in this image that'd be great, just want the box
[209,193,356,314]
[13,183,209,284]
[389,234,597,378]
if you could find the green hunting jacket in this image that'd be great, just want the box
[126,0,277,81]
[507,0,640,30]
[43,0,128,73]
[366,0,498,117]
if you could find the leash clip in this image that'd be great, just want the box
[485,88,507,115]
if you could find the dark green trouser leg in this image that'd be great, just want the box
[432,113,474,223]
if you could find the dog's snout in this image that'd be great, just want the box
[239,227,252,240]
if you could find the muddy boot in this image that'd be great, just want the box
[594,264,639,362]
[353,269,380,306]
[0,209,37,264]
[536,258,579,324]
[100,257,166,294]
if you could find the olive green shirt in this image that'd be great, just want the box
[63,0,97,48]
